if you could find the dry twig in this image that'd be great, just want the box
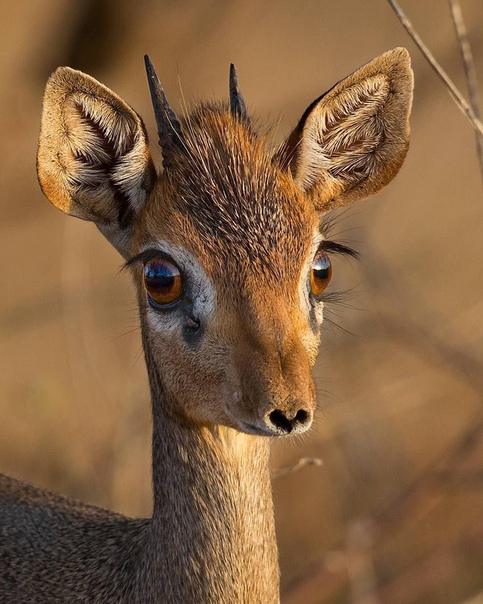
[448,0,483,184]
[272,457,323,479]
[386,0,483,137]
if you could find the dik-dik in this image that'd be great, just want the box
[0,49,413,603]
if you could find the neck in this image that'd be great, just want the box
[137,393,280,603]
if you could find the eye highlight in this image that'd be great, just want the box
[144,258,183,307]
[310,249,332,297]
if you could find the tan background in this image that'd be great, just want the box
[1,1,483,602]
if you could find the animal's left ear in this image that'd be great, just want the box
[277,48,413,212]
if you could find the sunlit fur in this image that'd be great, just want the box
[0,49,413,603]
[132,105,320,433]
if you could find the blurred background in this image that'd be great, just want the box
[1,1,482,602]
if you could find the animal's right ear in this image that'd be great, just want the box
[37,67,156,256]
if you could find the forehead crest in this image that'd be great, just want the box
[165,104,314,275]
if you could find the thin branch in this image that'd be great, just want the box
[272,457,323,479]
[448,0,482,123]
[449,0,483,184]
[386,0,483,137]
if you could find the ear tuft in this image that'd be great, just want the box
[37,67,156,252]
[278,48,413,212]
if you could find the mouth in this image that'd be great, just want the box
[230,416,312,437]
[236,419,278,437]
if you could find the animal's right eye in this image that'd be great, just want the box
[144,258,183,308]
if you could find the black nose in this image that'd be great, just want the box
[267,408,312,434]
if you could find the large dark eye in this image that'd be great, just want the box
[144,258,183,307]
[310,249,332,297]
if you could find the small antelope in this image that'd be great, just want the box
[0,49,412,602]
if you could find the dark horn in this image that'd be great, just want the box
[144,55,183,167]
[229,64,248,121]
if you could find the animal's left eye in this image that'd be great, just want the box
[310,249,332,297]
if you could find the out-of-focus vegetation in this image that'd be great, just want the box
[1,1,482,602]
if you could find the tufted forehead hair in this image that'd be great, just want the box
[146,103,318,285]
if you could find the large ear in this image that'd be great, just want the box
[277,48,413,212]
[37,67,156,256]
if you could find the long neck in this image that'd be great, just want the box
[137,387,280,603]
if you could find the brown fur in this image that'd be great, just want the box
[0,49,413,602]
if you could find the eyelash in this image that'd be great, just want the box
[320,240,359,259]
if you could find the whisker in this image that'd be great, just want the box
[323,316,364,341]
[112,326,142,342]
[321,206,363,236]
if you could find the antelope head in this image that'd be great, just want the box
[37,49,413,436]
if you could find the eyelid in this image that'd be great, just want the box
[146,293,183,311]
[125,250,188,289]
[124,248,175,270]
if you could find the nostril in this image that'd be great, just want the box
[294,409,309,425]
[267,408,312,434]
[269,409,294,433]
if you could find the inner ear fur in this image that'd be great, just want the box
[37,67,156,252]
[278,48,413,212]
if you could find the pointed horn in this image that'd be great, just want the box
[229,64,248,121]
[144,55,183,167]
